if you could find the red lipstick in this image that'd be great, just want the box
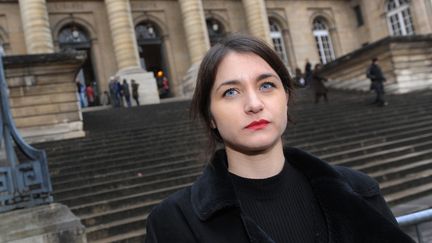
[245,119,270,130]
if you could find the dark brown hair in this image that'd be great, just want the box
[190,34,294,154]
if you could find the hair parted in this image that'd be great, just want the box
[190,34,294,154]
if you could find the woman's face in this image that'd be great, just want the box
[210,52,289,153]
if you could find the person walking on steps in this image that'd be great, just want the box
[367,57,388,107]
[311,63,328,104]
[144,34,414,243]
[131,79,140,106]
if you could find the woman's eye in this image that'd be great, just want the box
[223,88,239,97]
[260,82,275,91]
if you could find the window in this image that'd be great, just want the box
[135,23,159,42]
[353,5,364,27]
[58,25,89,44]
[0,42,4,56]
[206,18,226,46]
[386,0,414,36]
[269,19,289,65]
[313,18,335,64]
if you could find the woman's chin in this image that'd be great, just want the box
[226,139,282,155]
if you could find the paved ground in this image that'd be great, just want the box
[393,195,432,242]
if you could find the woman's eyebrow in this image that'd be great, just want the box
[215,80,240,92]
[256,73,277,81]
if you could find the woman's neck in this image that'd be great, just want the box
[225,140,285,179]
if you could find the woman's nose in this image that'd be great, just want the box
[244,91,264,114]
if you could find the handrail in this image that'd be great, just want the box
[0,51,53,213]
[396,208,432,243]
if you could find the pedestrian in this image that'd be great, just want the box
[76,79,86,108]
[311,63,328,103]
[101,91,111,106]
[145,34,414,243]
[304,58,312,86]
[115,78,124,107]
[367,57,388,107]
[85,84,95,106]
[131,79,140,106]
[293,67,306,88]
[109,77,118,107]
[122,79,131,107]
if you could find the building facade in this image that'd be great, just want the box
[0,0,431,99]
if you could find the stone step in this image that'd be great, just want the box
[288,114,432,147]
[57,170,201,207]
[355,148,432,175]
[380,169,432,195]
[51,151,199,184]
[70,183,191,216]
[386,182,432,206]
[46,126,202,160]
[92,229,146,243]
[332,140,432,167]
[85,213,148,242]
[319,133,432,162]
[80,200,158,228]
[284,110,432,141]
[305,125,432,156]
[50,150,200,177]
[369,158,432,183]
[53,158,199,191]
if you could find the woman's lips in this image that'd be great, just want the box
[245,119,270,130]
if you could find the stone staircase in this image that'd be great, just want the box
[32,88,432,242]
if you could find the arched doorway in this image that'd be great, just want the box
[312,18,335,64]
[58,24,99,106]
[206,18,226,46]
[135,22,170,98]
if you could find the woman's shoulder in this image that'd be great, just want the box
[334,165,380,197]
[148,186,192,220]
[145,187,198,242]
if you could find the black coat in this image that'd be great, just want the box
[145,147,414,243]
[367,64,386,82]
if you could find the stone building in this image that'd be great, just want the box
[0,0,431,99]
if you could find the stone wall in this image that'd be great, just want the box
[3,52,86,143]
[320,35,432,94]
[0,203,86,243]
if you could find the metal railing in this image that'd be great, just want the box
[0,50,53,213]
[397,208,432,243]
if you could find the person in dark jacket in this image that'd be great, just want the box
[131,79,140,106]
[304,59,312,86]
[311,63,328,104]
[122,79,131,107]
[145,34,414,243]
[367,57,388,106]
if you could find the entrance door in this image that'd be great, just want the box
[58,25,99,106]
[135,22,170,98]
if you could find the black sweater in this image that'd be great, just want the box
[230,161,328,243]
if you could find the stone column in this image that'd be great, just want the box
[242,0,272,45]
[105,0,160,104]
[178,0,210,64]
[105,0,140,71]
[18,0,54,54]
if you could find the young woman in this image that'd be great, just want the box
[145,35,414,243]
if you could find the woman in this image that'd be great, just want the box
[311,63,329,104]
[145,35,413,243]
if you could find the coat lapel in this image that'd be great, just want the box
[285,147,415,243]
